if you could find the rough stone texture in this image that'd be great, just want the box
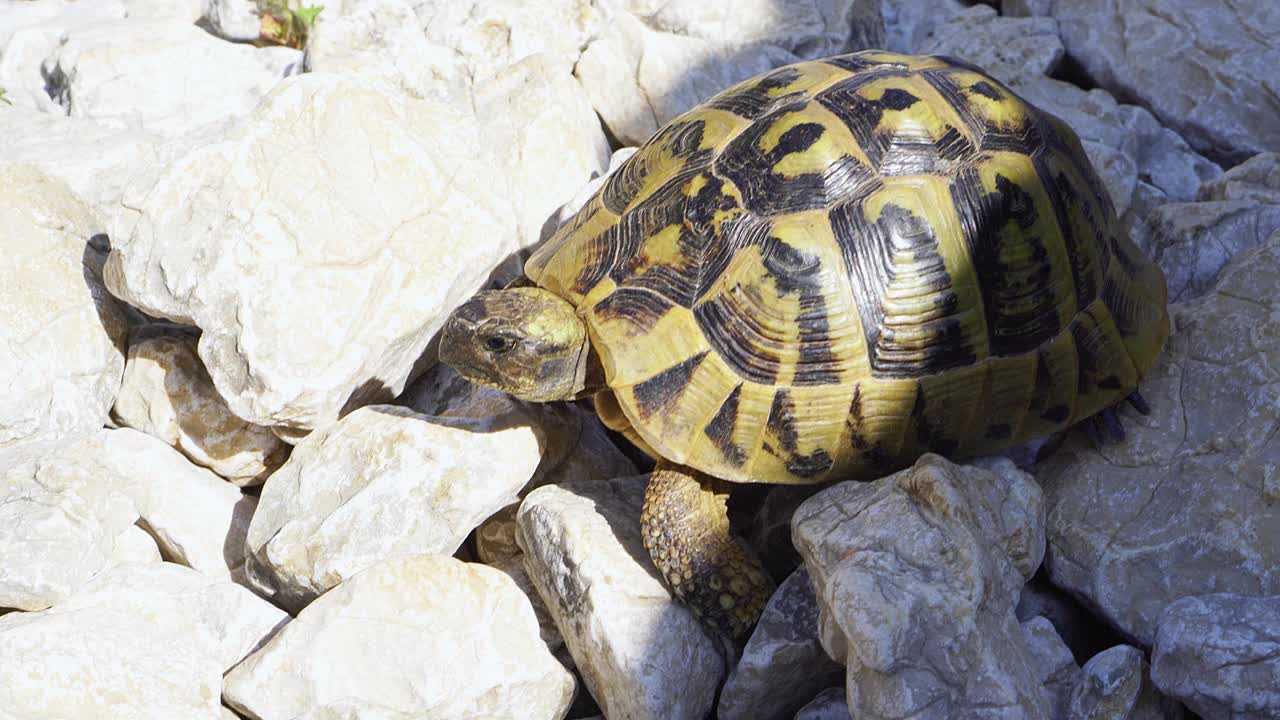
[0,0,127,111]
[1198,153,1280,204]
[489,555,564,655]
[792,687,850,720]
[305,0,468,101]
[0,562,287,720]
[204,0,261,42]
[718,566,843,720]
[1069,645,1179,720]
[0,438,138,611]
[243,404,540,612]
[223,555,575,720]
[517,476,725,720]
[746,484,827,583]
[0,164,126,453]
[1029,0,1280,164]
[105,73,516,433]
[475,504,523,564]
[918,5,1064,85]
[881,0,967,54]
[1040,232,1280,647]
[1021,617,1081,720]
[43,20,299,137]
[792,454,1048,720]
[1018,572,1126,664]
[575,0,883,145]
[1152,593,1280,720]
[112,323,288,486]
[1136,201,1280,303]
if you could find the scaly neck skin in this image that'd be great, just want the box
[572,341,607,400]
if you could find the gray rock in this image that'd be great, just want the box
[881,0,968,54]
[792,454,1049,719]
[1138,200,1280,302]
[1039,231,1280,647]
[1151,593,1280,720]
[918,5,1064,86]
[1021,617,1081,720]
[1033,0,1280,164]
[718,566,843,720]
[1069,645,1180,720]
[517,476,724,720]
[1197,152,1280,205]
[792,687,849,720]
[1018,573,1126,663]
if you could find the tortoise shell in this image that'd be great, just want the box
[527,50,1169,485]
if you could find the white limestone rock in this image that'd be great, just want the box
[243,404,541,612]
[717,565,843,720]
[43,20,299,137]
[204,0,261,42]
[0,0,127,111]
[109,524,163,567]
[575,0,884,145]
[0,164,126,453]
[112,323,288,486]
[489,556,564,655]
[792,454,1049,720]
[1151,593,1280,720]
[223,555,575,720]
[304,0,467,101]
[517,476,725,720]
[0,562,287,720]
[1039,231,1280,647]
[1033,0,1280,164]
[105,73,517,433]
[0,439,139,611]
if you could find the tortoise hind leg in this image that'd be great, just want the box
[641,461,775,640]
[1084,390,1151,445]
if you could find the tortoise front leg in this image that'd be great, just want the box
[641,461,775,640]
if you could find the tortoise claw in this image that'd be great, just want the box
[1126,390,1151,416]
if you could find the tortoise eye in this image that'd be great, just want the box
[483,333,518,354]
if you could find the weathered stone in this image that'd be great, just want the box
[575,0,883,145]
[223,555,575,720]
[0,438,138,611]
[792,687,849,720]
[204,0,261,42]
[0,562,287,720]
[518,476,724,720]
[1021,616,1081,720]
[112,323,288,486]
[0,164,126,452]
[918,5,1063,85]
[1040,231,1280,647]
[718,565,843,720]
[1137,201,1280,303]
[1151,593,1280,720]
[1033,0,1280,164]
[243,404,541,612]
[475,504,523,564]
[105,73,516,433]
[1018,571,1126,664]
[1197,152,1280,204]
[792,454,1048,720]
[44,20,299,137]
[109,524,163,567]
[489,555,565,655]
[0,0,127,111]
[881,0,967,53]
[1069,645,1180,720]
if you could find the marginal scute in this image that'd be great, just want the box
[533,50,1169,486]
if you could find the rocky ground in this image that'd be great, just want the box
[1,0,1278,718]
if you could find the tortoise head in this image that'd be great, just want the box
[440,287,590,402]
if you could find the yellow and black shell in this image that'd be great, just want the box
[527,50,1170,485]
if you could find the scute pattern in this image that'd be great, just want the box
[527,50,1170,485]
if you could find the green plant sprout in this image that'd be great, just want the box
[257,1,324,49]
[0,87,11,106]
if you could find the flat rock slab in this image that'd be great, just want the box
[0,562,286,720]
[223,555,574,720]
[1040,231,1280,647]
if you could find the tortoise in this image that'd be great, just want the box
[440,50,1170,639]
